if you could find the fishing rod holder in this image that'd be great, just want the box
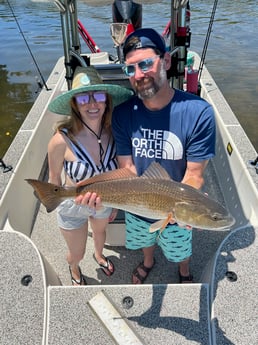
[173,0,189,9]
[54,0,82,89]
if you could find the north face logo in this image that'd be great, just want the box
[132,128,183,160]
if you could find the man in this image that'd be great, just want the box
[77,28,216,284]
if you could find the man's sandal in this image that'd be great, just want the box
[132,259,156,284]
[178,270,193,283]
[93,254,115,276]
[69,265,87,285]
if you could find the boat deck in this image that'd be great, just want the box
[1,221,256,345]
[0,57,257,345]
[31,185,257,345]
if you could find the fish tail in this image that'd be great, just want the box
[26,179,63,213]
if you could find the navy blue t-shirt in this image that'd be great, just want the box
[112,89,216,182]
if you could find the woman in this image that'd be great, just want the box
[48,66,133,285]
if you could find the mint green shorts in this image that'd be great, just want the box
[125,212,192,263]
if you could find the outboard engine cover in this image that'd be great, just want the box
[112,0,142,30]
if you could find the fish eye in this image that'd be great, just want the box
[211,213,222,221]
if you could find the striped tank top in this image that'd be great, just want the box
[61,129,118,182]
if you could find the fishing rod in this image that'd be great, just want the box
[6,0,50,91]
[198,0,219,81]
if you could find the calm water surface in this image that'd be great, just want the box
[0,0,257,157]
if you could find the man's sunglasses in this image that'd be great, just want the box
[122,56,159,77]
[74,92,107,105]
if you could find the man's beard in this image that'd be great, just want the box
[135,61,167,100]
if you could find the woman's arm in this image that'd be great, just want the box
[48,132,66,185]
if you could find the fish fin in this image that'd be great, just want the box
[25,179,64,212]
[141,162,171,180]
[149,213,175,233]
[77,168,137,187]
[159,213,175,233]
[149,220,165,233]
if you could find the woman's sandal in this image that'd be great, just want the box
[132,258,156,284]
[93,254,115,276]
[69,265,87,286]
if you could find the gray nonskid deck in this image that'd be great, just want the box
[0,231,46,345]
[0,229,211,345]
[211,225,257,345]
[2,225,256,345]
[47,284,211,345]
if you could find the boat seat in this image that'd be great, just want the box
[86,52,110,65]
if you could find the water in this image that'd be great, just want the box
[0,0,257,158]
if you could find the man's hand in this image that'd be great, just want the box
[168,214,192,230]
[109,208,118,222]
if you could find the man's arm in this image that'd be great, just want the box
[182,160,209,189]
[117,155,137,173]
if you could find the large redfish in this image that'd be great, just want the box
[26,162,235,231]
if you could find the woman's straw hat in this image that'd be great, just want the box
[48,65,134,115]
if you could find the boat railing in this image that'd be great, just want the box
[0,58,66,236]
[195,52,258,229]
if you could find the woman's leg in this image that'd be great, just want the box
[60,222,88,285]
[90,217,114,275]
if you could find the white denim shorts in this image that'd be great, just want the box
[56,199,112,230]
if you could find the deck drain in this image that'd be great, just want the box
[225,271,237,282]
[21,275,33,286]
[122,296,134,309]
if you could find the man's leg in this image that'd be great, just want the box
[158,224,193,283]
[132,245,156,284]
[125,213,157,284]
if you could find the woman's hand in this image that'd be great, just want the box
[75,192,102,210]
[75,192,117,222]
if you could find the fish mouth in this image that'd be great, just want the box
[209,215,236,230]
[225,215,236,228]
[189,213,236,231]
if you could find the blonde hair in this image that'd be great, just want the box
[54,93,113,135]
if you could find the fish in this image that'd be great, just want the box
[25,162,235,231]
